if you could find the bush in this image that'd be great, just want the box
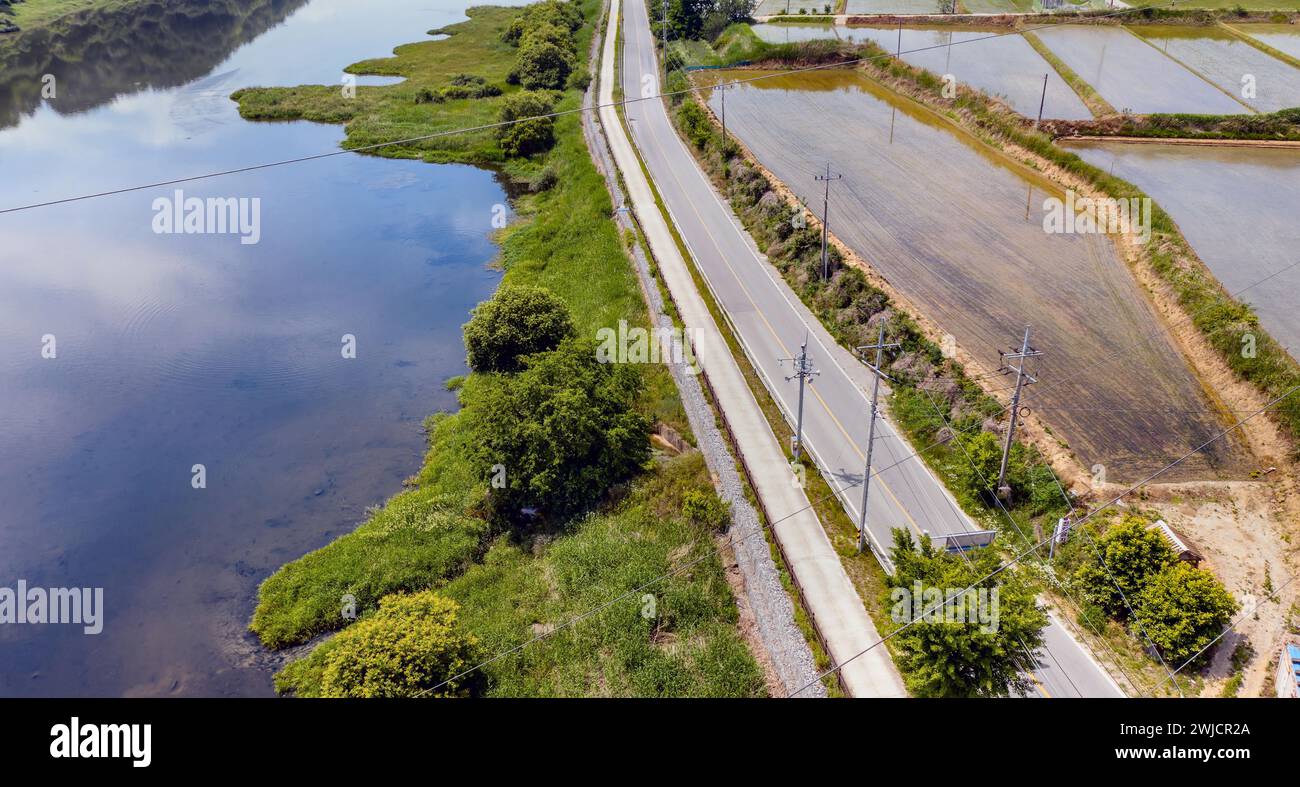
[495,90,557,156]
[503,0,583,44]
[682,489,729,531]
[463,285,575,373]
[315,592,483,698]
[414,87,444,104]
[1134,562,1237,665]
[530,163,559,192]
[566,69,592,92]
[520,21,576,55]
[511,38,576,90]
[1073,515,1174,619]
[465,338,650,518]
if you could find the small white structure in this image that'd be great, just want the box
[1149,519,1201,566]
[1276,644,1300,699]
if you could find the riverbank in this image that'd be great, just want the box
[239,1,768,696]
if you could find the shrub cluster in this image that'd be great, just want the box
[292,592,484,698]
[462,286,650,519]
[414,73,504,104]
[505,0,583,90]
[1072,515,1237,665]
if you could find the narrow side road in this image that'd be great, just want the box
[597,0,907,697]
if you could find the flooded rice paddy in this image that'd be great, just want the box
[706,69,1246,481]
[1031,25,1250,114]
[1235,23,1300,62]
[751,24,1091,119]
[835,25,1093,119]
[1135,26,1300,113]
[1067,140,1300,357]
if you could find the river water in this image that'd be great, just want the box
[0,0,520,696]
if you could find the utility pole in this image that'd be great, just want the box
[814,162,841,281]
[780,339,820,461]
[996,326,1042,499]
[1034,72,1048,130]
[661,0,668,49]
[855,322,899,554]
[896,21,903,59]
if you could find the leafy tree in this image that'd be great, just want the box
[659,0,753,41]
[511,37,576,90]
[503,0,583,45]
[495,90,557,157]
[520,21,576,55]
[886,529,1047,697]
[317,592,482,698]
[1073,515,1174,619]
[466,338,650,517]
[1134,562,1237,665]
[951,430,1005,502]
[464,285,575,373]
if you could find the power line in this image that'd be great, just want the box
[0,1,1183,217]
[911,341,1146,698]
[787,383,1300,697]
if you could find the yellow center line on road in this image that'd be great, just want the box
[636,93,928,540]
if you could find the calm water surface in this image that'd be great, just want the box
[0,0,523,696]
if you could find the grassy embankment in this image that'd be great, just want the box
[238,2,764,697]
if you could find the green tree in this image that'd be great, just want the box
[886,529,1048,697]
[503,0,583,44]
[951,430,1005,502]
[317,592,482,698]
[511,37,575,90]
[495,90,557,156]
[463,285,575,373]
[1073,515,1174,619]
[1134,562,1237,665]
[520,22,576,55]
[466,338,650,517]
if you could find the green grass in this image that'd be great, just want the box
[248,0,760,695]
[278,452,768,697]
[0,0,144,28]
[232,6,527,168]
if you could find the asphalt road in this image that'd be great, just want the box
[616,0,1124,698]
[598,0,906,697]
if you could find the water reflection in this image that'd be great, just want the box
[0,0,517,696]
[0,0,310,129]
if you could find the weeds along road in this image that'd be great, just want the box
[598,0,906,697]
[614,0,1124,698]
